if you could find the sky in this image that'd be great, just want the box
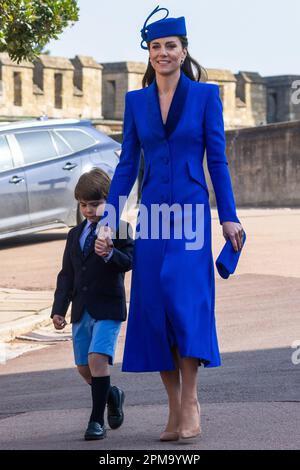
[47,0,300,77]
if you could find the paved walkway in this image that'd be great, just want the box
[0,208,299,449]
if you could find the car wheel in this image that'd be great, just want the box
[76,204,85,225]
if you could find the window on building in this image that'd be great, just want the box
[0,135,14,172]
[73,67,83,91]
[105,80,116,118]
[33,62,44,92]
[57,129,97,152]
[13,72,22,106]
[54,73,63,109]
[15,131,57,165]
[267,92,278,123]
[236,81,246,103]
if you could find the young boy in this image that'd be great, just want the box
[51,168,134,440]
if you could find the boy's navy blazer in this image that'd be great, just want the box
[51,218,133,323]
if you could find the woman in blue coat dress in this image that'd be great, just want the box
[97,5,244,441]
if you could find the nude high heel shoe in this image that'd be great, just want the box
[179,402,202,440]
[159,431,180,442]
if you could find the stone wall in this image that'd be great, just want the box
[0,53,102,120]
[101,62,146,120]
[0,54,34,118]
[1,52,299,135]
[113,121,300,208]
[206,120,300,207]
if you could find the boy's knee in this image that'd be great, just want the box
[88,352,109,375]
[77,365,91,384]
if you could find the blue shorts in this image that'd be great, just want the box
[72,309,122,366]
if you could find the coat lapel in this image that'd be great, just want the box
[147,79,166,140]
[74,220,88,261]
[147,70,191,139]
[165,71,190,137]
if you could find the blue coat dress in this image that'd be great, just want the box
[102,70,240,372]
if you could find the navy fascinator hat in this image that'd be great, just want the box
[215,231,246,279]
[140,5,187,50]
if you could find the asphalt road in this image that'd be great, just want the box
[0,228,70,291]
[0,227,132,297]
[0,271,299,450]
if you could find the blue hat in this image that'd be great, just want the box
[215,231,246,279]
[140,5,187,50]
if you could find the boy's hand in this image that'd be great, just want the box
[95,237,113,258]
[52,314,67,330]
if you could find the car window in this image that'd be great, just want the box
[0,135,14,172]
[57,129,96,152]
[51,131,72,156]
[15,131,57,165]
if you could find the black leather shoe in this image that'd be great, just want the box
[84,421,106,440]
[107,386,125,429]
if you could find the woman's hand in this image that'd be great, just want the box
[97,225,113,241]
[95,237,113,258]
[95,226,114,258]
[222,221,244,252]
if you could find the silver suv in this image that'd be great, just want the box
[0,119,121,240]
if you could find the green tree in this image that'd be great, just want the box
[0,0,79,62]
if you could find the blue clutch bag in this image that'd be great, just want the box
[215,231,246,279]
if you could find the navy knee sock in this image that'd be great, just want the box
[90,376,110,426]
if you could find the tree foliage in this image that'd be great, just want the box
[0,0,79,62]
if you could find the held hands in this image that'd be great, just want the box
[95,226,114,258]
[52,314,67,330]
[222,221,244,252]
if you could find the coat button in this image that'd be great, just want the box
[163,157,169,164]
[162,175,169,183]
[82,286,88,292]
[82,266,86,271]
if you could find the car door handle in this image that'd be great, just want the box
[62,162,78,171]
[9,175,24,184]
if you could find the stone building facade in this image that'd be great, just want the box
[209,69,267,128]
[101,62,146,120]
[264,75,300,123]
[0,52,299,131]
[101,63,299,130]
[101,63,269,130]
[0,53,102,120]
